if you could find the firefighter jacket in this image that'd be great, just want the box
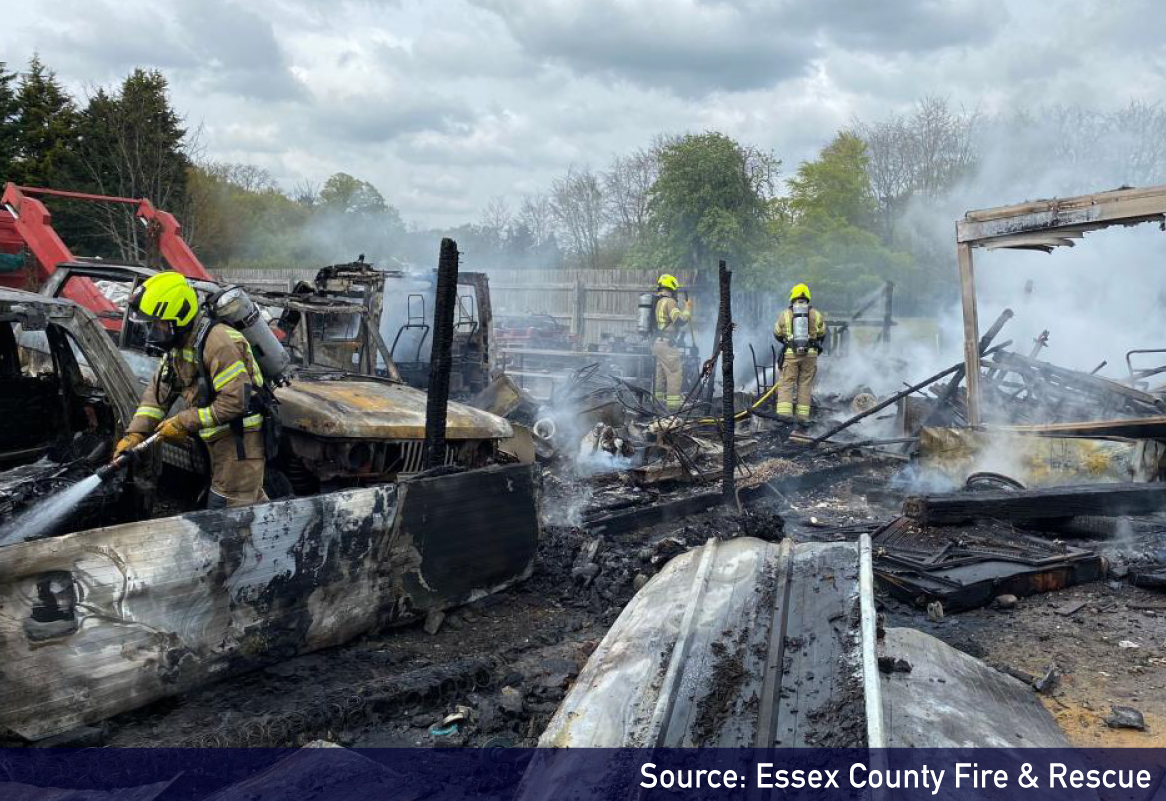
[654,291,691,340]
[127,314,264,443]
[774,305,827,354]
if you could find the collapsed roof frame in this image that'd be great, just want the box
[956,185,1166,425]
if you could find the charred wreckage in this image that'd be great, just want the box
[1,184,1166,754]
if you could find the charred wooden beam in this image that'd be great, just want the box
[423,238,458,469]
[903,482,1166,526]
[719,260,735,506]
[808,341,1012,447]
[917,308,1013,430]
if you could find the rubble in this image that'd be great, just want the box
[1106,706,1147,731]
[4,183,1166,755]
[904,482,1166,525]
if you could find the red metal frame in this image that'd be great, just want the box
[0,183,214,329]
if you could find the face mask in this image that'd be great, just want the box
[143,319,178,350]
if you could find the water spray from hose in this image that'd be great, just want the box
[0,433,158,547]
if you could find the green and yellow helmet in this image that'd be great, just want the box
[658,274,680,292]
[130,272,200,349]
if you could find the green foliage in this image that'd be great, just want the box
[786,132,877,230]
[70,69,191,259]
[187,165,407,270]
[0,62,19,182]
[636,132,777,275]
[768,132,916,303]
[10,56,80,187]
[320,172,390,217]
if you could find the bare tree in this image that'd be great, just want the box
[852,96,978,241]
[603,146,658,237]
[480,195,511,239]
[740,144,781,201]
[518,193,555,248]
[291,178,320,208]
[549,166,605,269]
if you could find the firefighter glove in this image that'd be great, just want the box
[112,432,145,460]
[157,416,191,444]
[685,299,693,312]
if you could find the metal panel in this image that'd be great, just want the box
[539,537,869,748]
[0,463,539,740]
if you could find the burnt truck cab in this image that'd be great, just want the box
[311,260,493,398]
[38,262,520,497]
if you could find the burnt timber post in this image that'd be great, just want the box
[958,242,983,426]
[881,280,894,346]
[423,237,459,469]
[718,260,735,505]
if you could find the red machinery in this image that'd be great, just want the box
[0,183,213,328]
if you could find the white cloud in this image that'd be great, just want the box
[1,0,1163,227]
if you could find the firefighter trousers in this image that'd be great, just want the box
[206,430,267,507]
[652,338,684,411]
[776,352,818,422]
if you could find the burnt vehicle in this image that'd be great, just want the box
[309,260,493,399]
[0,287,140,529]
[38,262,521,497]
[494,312,577,351]
[0,288,540,743]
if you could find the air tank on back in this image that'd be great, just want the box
[637,292,655,336]
[208,286,292,386]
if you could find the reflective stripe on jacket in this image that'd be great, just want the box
[654,292,690,334]
[127,316,264,443]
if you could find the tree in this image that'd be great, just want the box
[769,132,916,303]
[786,132,877,231]
[603,143,661,239]
[550,167,605,269]
[10,56,80,188]
[479,195,511,252]
[319,172,388,216]
[852,96,978,242]
[639,132,778,274]
[75,69,191,261]
[0,61,19,181]
[518,194,555,248]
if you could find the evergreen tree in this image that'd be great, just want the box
[0,61,19,183]
[76,69,190,260]
[11,55,80,187]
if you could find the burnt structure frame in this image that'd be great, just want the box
[956,185,1166,424]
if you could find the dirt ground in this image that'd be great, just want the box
[889,582,1166,746]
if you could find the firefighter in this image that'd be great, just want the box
[774,282,826,423]
[112,272,267,508]
[651,274,692,412]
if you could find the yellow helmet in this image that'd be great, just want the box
[658,274,680,291]
[789,283,811,302]
[130,272,200,349]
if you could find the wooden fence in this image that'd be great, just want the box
[216,266,702,349]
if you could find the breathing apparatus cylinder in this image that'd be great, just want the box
[637,292,655,336]
[791,299,811,352]
[208,286,292,386]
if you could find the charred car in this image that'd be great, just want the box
[0,286,540,742]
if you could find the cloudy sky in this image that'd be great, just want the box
[4,0,1165,226]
